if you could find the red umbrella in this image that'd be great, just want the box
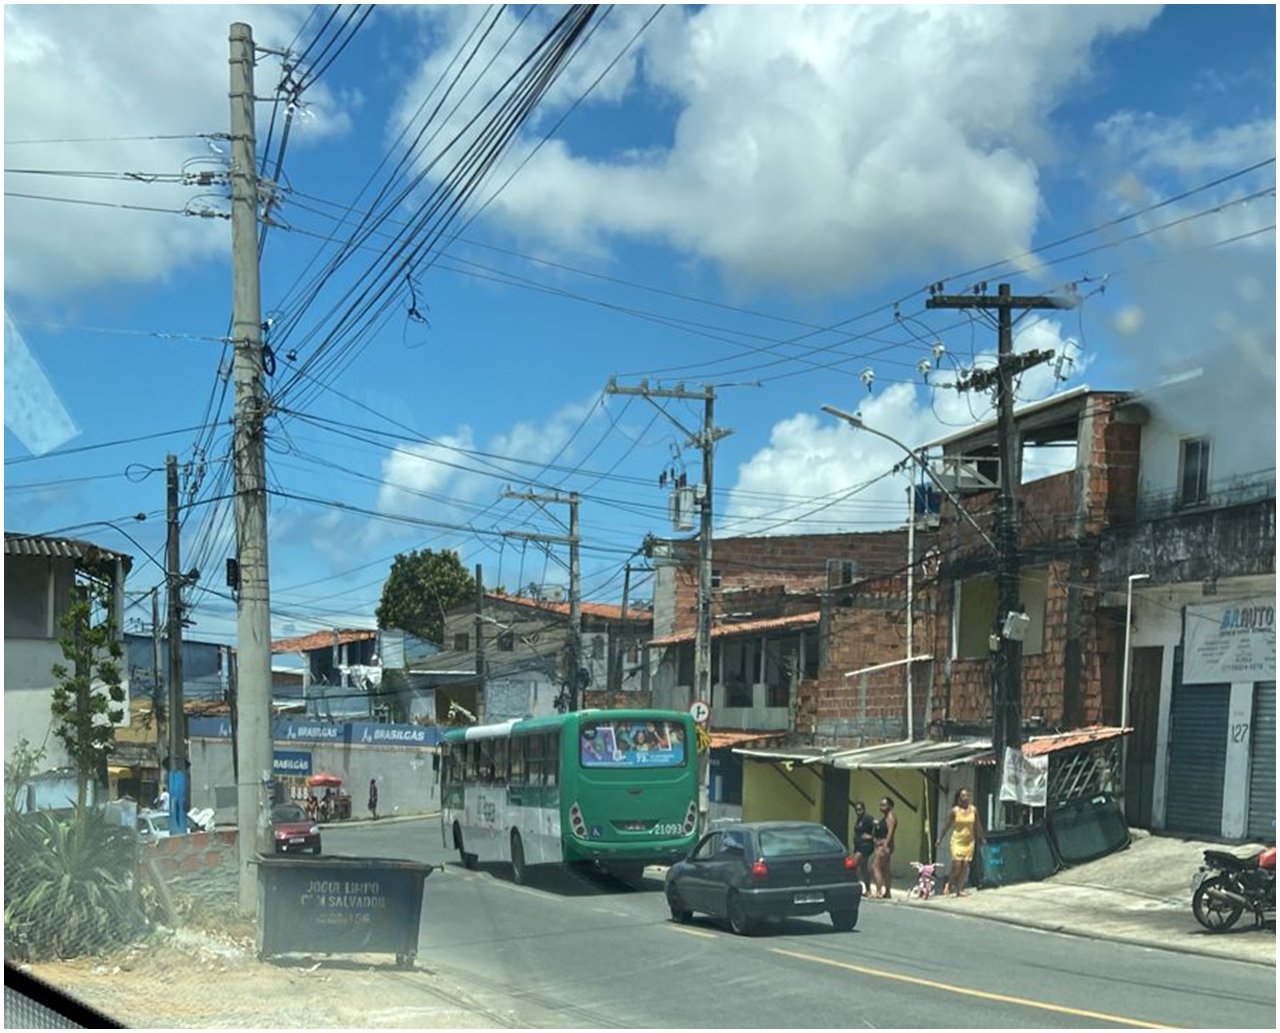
[306,772,343,788]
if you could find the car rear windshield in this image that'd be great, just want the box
[271,805,307,822]
[758,825,843,858]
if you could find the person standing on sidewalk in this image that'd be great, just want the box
[852,801,876,894]
[368,778,379,820]
[936,787,984,897]
[871,797,897,898]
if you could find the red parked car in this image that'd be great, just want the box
[271,802,322,854]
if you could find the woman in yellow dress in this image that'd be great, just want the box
[936,787,984,897]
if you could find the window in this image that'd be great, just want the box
[955,577,997,659]
[723,639,758,708]
[711,569,722,589]
[498,631,514,652]
[1180,437,1210,507]
[827,558,857,587]
[803,630,820,679]
[453,632,470,652]
[592,636,605,661]
[580,719,687,768]
[764,638,797,708]
[677,642,694,686]
[693,832,722,861]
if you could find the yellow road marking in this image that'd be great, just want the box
[771,948,1173,1029]
[669,925,717,939]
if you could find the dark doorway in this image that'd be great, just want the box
[822,767,851,845]
[1124,646,1162,828]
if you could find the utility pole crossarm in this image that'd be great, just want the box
[924,293,1078,310]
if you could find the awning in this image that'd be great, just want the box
[974,726,1133,765]
[824,739,995,771]
[734,744,840,763]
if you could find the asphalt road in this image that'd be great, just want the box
[325,819,1276,1029]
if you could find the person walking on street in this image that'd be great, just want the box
[871,796,897,898]
[368,778,379,821]
[936,787,984,897]
[852,801,876,894]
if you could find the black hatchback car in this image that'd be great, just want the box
[664,821,862,935]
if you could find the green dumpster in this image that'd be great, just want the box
[255,854,441,967]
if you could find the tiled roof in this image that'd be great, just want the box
[5,532,133,571]
[486,594,651,623]
[272,628,377,654]
[647,610,820,647]
[708,730,788,750]
[1020,725,1131,757]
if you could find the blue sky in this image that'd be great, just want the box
[4,3,1275,647]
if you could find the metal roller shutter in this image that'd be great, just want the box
[1248,681,1276,841]
[1165,682,1229,837]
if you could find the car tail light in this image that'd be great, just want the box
[750,860,769,881]
[844,855,858,871]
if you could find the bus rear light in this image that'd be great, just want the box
[750,860,769,881]
[683,800,697,833]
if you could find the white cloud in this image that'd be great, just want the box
[1096,112,1276,177]
[3,5,347,300]
[407,5,1158,295]
[724,319,1086,533]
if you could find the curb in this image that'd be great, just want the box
[879,895,1277,969]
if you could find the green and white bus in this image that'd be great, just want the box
[441,709,700,884]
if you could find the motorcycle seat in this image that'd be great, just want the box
[1203,849,1255,870]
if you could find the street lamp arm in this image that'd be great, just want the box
[820,404,1000,556]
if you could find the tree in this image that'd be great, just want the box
[375,549,476,645]
[49,581,125,812]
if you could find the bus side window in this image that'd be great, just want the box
[465,741,480,782]
[510,737,526,785]
[528,734,545,786]
[545,732,559,788]
[493,739,508,785]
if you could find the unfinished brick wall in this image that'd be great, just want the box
[142,828,240,917]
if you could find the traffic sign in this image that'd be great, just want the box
[689,699,711,724]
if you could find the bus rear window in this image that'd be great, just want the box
[580,720,686,768]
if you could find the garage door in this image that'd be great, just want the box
[1165,682,1229,837]
[1248,681,1276,841]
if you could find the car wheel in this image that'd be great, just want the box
[830,907,858,932]
[727,891,754,936]
[666,884,693,924]
[510,830,527,886]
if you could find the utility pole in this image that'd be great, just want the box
[609,562,632,710]
[502,490,582,710]
[165,454,187,833]
[151,587,163,771]
[605,380,730,830]
[926,282,1076,826]
[474,564,486,724]
[229,21,273,912]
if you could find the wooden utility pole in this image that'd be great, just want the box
[229,21,273,911]
[165,453,187,832]
[926,283,1076,824]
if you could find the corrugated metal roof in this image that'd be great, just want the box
[734,744,839,763]
[648,611,820,648]
[272,628,377,654]
[5,532,132,570]
[826,738,994,770]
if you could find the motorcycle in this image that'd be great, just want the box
[1191,845,1276,932]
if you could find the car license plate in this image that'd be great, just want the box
[290,837,305,844]
[794,891,824,904]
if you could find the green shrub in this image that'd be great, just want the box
[4,809,144,961]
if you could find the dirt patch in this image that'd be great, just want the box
[21,927,507,1029]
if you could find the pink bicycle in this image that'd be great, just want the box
[908,861,944,899]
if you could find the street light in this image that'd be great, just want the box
[820,405,999,554]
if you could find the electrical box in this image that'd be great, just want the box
[1002,611,1031,641]
[669,485,697,532]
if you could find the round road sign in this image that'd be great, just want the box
[689,699,711,724]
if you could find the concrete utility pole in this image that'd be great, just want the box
[229,21,274,912]
[926,283,1076,825]
[608,562,632,710]
[474,564,486,723]
[606,380,730,831]
[151,587,163,771]
[502,490,582,710]
[165,453,187,833]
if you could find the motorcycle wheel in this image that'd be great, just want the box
[1192,875,1244,932]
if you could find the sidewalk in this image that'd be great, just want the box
[885,830,1275,967]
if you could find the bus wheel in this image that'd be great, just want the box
[454,823,476,869]
[510,831,527,885]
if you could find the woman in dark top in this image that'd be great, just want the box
[870,796,897,898]
[852,800,876,893]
